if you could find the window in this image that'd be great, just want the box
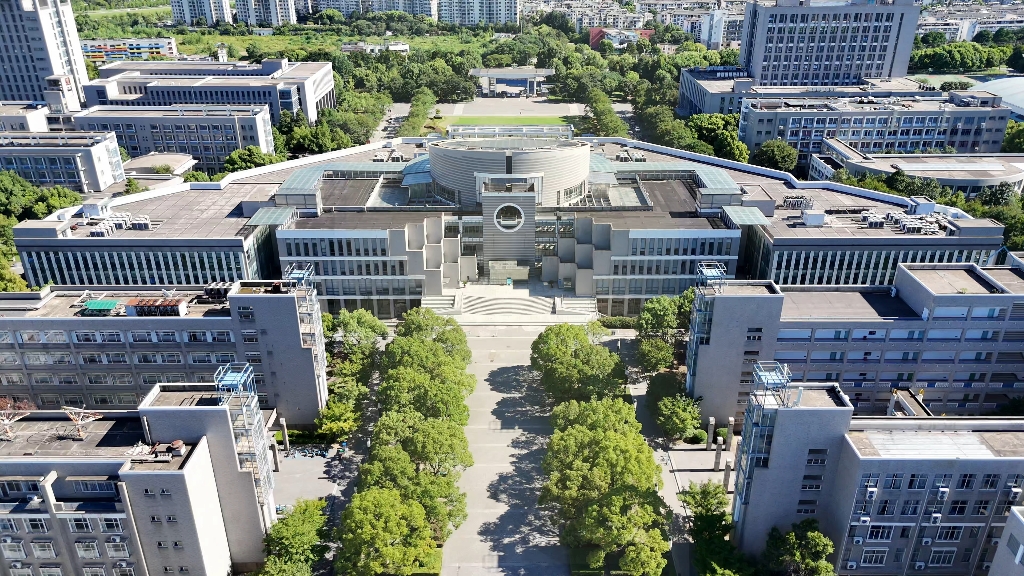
[83,569,106,576]
[106,542,130,558]
[165,516,177,523]
[160,488,171,496]
[877,499,896,515]
[150,516,161,523]
[948,500,968,515]
[190,353,212,364]
[173,542,183,549]
[76,541,101,558]
[40,568,63,576]
[0,518,16,532]
[158,541,168,548]
[245,352,261,364]
[131,331,153,343]
[908,474,928,489]
[26,518,49,533]
[211,330,232,343]
[807,448,827,465]
[68,518,92,532]
[957,474,976,490]
[75,481,115,493]
[186,331,208,343]
[861,548,887,566]
[102,518,123,533]
[867,525,893,541]
[31,541,56,558]
[802,475,823,490]
[179,568,190,574]
[981,474,1000,490]
[928,548,956,566]
[972,500,991,516]
[933,474,953,488]
[2,481,39,493]
[901,500,920,516]
[1,541,26,559]
[114,569,134,576]
[936,525,963,541]
[862,473,880,488]
[884,473,903,490]
[242,330,258,343]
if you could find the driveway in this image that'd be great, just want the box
[440,325,570,576]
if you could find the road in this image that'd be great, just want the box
[369,103,411,143]
[440,326,570,576]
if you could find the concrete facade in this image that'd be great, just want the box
[80,39,179,63]
[992,507,1024,575]
[0,132,124,194]
[0,0,89,103]
[170,0,231,25]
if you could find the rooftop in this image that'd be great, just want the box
[823,138,1024,181]
[748,96,1000,113]
[0,132,113,148]
[908,267,1002,295]
[781,290,919,319]
[848,429,1024,459]
[0,102,48,116]
[0,287,231,318]
[74,105,270,118]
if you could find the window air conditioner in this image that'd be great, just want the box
[859,516,871,525]
[853,537,864,545]
[937,487,949,501]
[922,538,933,545]
[930,514,942,525]
[846,561,857,570]
[866,487,877,500]
[915,562,926,570]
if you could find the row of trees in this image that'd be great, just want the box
[909,41,1010,73]
[335,308,474,575]
[635,107,750,163]
[396,88,438,137]
[580,88,628,137]
[259,499,329,576]
[530,322,626,403]
[680,480,836,576]
[315,309,387,443]
[541,398,671,575]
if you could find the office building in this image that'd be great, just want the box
[731,362,1024,576]
[738,0,920,87]
[738,91,1009,166]
[0,103,50,133]
[170,0,231,25]
[0,0,89,104]
[235,0,295,26]
[72,106,275,173]
[686,262,1024,430]
[0,274,327,424]
[811,139,1024,198]
[677,70,935,116]
[438,0,518,25]
[0,367,278,576]
[80,39,179,63]
[84,60,336,123]
[0,132,124,193]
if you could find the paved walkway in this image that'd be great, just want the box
[441,326,570,576]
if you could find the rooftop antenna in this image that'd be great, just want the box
[62,406,103,440]
[0,398,35,441]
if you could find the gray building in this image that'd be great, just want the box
[687,262,1024,431]
[734,362,1024,575]
[0,132,124,194]
[993,507,1024,575]
[0,0,89,103]
[72,106,275,174]
[738,0,920,87]
[738,91,1009,167]
[84,60,336,124]
[0,368,276,576]
[0,275,327,425]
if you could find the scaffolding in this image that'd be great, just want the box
[685,262,727,396]
[734,362,793,525]
[215,363,274,505]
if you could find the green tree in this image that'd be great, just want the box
[123,178,143,195]
[637,295,678,341]
[638,338,674,373]
[977,181,1017,207]
[257,556,312,576]
[583,88,628,137]
[919,31,948,48]
[378,367,469,425]
[315,396,360,441]
[223,146,283,172]
[0,267,27,292]
[750,139,798,172]
[761,519,836,576]
[567,486,670,576]
[972,30,994,44]
[939,80,974,91]
[182,171,210,182]
[264,499,327,566]
[380,337,475,395]
[335,488,435,576]
[713,131,749,163]
[679,480,745,573]
[531,324,626,402]
[371,411,473,475]
[1004,119,1024,153]
[551,398,641,435]
[676,287,696,330]
[85,60,100,80]
[395,307,471,367]
[655,395,701,440]
[118,146,130,163]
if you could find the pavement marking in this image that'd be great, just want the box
[453,103,465,116]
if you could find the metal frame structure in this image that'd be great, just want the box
[215,363,274,505]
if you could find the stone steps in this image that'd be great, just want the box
[461,295,554,316]
[421,295,457,314]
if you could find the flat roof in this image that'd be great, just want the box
[6,288,231,319]
[0,103,48,116]
[781,290,918,319]
[75,105,269,118]
[0,132,112,147]
[910,267,1000,295]
[748,97,1000,113]
[848,430,1024,459]
[985,267,1024,294]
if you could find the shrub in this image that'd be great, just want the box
[683,428,707,444]
[598,316,635,329]
[715,427,728,440]
[656,395,701,440]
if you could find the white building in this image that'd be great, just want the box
[0,103,50,133]
[0,132,124,193]
[0,0,89,104]
[235,0,295,26]
[739,0,920,87]
[701,9,744,49]
[81,38,180,62]
[170,0,231,24]
[438,0,518,25]
[72,106,275,173]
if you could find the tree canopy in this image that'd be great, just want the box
[335,488,436,576]
[531,324,626,402]
[263,499,328,566]
[751,139,798,173]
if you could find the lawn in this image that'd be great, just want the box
[451,115,570,125]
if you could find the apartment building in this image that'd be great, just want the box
[71,106,275,174]
[84,60,336,123]
[738,0,920,87]
[732,362,1024,576]
[0,132,124,193]
[677,70,934,116]
[0,103,49,133]
[0,369,277,576]
[701,9,744,49]
[811,138,1024,199]
[312,0,437,18]
[80,39,179,63]
[437,0,518,25]
[235,0,295,26]
[0,0,89,103]
[0,275,327,424]
[738,91,1009,166]
[170,0,231,25]
[687,262,1024,431]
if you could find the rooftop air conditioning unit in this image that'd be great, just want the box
[922,538,933,545]
[1011,487,1022,501]
[116,561,128,568]
[853,537,864,545]
[930,513,943,525]
[915,562,926,570]
[859,517,871,525]
[866,487,878,500]
[846,561,857,570]
[937,487,949,501]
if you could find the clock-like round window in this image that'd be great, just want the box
[493,203,525,233]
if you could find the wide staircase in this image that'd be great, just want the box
[461,294,554,316]
[559,297,598,315]
[421,295,458,315]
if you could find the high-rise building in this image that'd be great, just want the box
[0,0,89,103]
[437,0,518,25]
[169,0,231,23]
[235,0,296,26]
[738,0,920,87]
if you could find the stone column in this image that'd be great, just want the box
[726,417,735,451]
[706,416,716,451]
[271,440,281,472]
[280,417,290,452]
[723,459,732,492]
[714,437,724,471]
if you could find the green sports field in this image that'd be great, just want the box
[450,116,569,125]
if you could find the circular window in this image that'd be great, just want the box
[493,203,525,233]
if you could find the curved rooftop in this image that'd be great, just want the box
[430,138,588,151]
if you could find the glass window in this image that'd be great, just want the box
[861,548,887,566]
[76,541,101,558]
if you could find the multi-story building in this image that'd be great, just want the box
[83,60,335,123]
[170,0,231,24]
[0,0,89,104]
[588,28,655,49]
[312,0,437,18]
[0,103,50,133]
[235,0,295,25]
[0,369,278,576]
[677,69,935,116]
[80,39,179,63]
[0,275,327,424]
[738,0,920,87]
[437,0,518,25]
[731,362,1024,576]
[993,507,1024,575]
[0,132,124,193]
[810,138,1024,198]
[687,262,1024,430]
[738,91,1009,166]
[71,106,275,174]
[701,9,744,49]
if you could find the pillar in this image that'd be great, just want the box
[723,459,732,493]
[726,417,735,451]
[271,440,281,472]
[714,437,724,471]
[706,416,716,451]
[280,417,290,452]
